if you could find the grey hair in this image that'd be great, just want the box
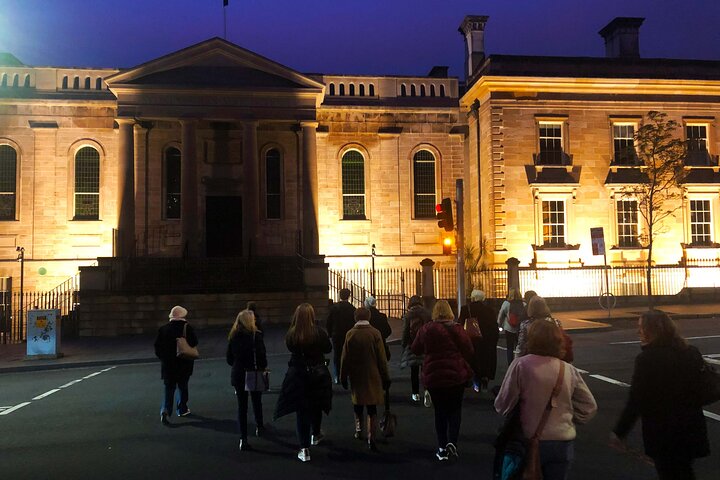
[471,289,485,302]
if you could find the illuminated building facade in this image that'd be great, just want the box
[0,16,719,293]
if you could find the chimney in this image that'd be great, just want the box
[598,17,644,58]
[458,15,489,80]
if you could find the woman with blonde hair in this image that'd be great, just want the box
[411,299,474,461]
[495,318,597,479]
[274,303,332,462]
[497,288,524,365]
[226,309,267,451]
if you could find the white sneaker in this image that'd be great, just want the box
[311,433,325,446]
[297,448,311,462]
[411,393,421,402]
[424,390,432,408]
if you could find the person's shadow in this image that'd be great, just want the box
[168,413,237,434]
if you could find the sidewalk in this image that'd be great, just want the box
[1,304,717,374]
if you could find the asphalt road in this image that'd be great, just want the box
[1,317,719,480]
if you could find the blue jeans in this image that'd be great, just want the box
[161,377,189,415]
[539,440,574,480]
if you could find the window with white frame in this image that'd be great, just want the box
[74,146,100,220]
[265,148,281,219]
[541,200,566,247]
[613,124,637,165]
[689,199,712,245]
[164,147,181,219]
[341,150,365,220]
[616,199,639,247]
[0,145,17,220]
[686,124,710,165]
[413,149,436,218]
[538,122,563,165]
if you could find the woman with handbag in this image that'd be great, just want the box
[227,309,267,452]
[411,300,474,461]
[610,310,710,480]
[153,305,198,425]
[274,303,332,463]
[495,319,596,480]
[340,307,390,451]
[458,289,499,392]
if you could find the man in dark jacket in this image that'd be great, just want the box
[154,305,198,424]
[365,295,392,360]
[326,288,356,383]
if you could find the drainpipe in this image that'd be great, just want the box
[469,99,483,244]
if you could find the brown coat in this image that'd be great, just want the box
[340,323,390,406]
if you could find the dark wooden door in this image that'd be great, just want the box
[205,196,242,257]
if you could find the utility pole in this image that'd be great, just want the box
[456,179,465,312]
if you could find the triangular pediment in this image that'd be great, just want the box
[105,38,324,91]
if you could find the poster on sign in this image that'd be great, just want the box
[26,309,62,358]
[590,227,606,256]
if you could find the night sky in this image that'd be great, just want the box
[1,0,719,77]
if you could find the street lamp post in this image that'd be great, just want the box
[16,246,24,341]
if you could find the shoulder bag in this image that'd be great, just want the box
[521,360,566,480]
[698,359,720,406]
[245,332,269,392]
[176,323,199,359]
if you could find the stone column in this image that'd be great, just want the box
[242,121,259,256]
[180,119,199,257]
[116,118,135,257]
[420,258,436,299]
[301,121,319,256]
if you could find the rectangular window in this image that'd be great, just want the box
[686,125,709,165]
[616,199,639,247]
[538,123,563,165]
[541,200,566,247]
[265,151,281,219]
[613,124,637,165]
[164,148,181,219]
[689,199,712,245]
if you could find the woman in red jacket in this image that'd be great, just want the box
[411,300,474,461]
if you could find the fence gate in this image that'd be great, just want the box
[0,277,20,344]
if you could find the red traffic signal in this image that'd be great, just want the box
[436,197,454,232]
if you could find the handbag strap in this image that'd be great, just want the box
[531,360,565,440]
[182,322,187,338]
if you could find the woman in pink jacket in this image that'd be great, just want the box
[494,318,597,480]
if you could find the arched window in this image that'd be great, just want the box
[401,84,407,97]
[369,84,375,96]
[96,78,103,90]
[0,74,6,87]
[164,147,181,219]
[341,150,366,220]
[430,84,436,97]
[12,74,18,87]
[0,145,17,220]
[265,148,282,219]
[84,77,91,89]
[359,84,365,96]
[420,85,426,97]
[413,150,436,218]
[339,84,346,96]
[440,85,446,97]
[62,76,68,89]
[23,75,30,88]
[74,146,100,220]
[349,84,355,96]
[329,83,335,95]
[73,76,79,89]
[411,84,417,97]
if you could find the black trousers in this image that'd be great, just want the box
[235,389,263,439]
[427,384,465,448]
[411,365,421,395]
[654,456,696,480]
[296,406,323,448]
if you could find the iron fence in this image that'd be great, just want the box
[328,268,421,318]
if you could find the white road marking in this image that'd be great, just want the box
[589,374,630,387]
[0,406,11,411]
[32,389,61,400]
[59,379,83,388]
[704,411,720,421]
[704,358,720,366]
[705,354,720,358]
[0,402,31,416]
[82,372,102,379]
[575,368,589,374]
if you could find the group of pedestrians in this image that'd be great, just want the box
[153,291,712,479]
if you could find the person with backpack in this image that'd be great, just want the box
[497,288,523,366]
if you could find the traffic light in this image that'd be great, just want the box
[436,197,454,232]
[442,236,453,255]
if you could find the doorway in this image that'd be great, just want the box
[205,196,243,257]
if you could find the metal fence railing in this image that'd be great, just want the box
[328,268,420,318]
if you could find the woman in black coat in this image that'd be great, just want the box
[458,289,498,391]
[274,303,332,463]
[227,309,267,451]
[611,310,709,480]
[153,305,198,424]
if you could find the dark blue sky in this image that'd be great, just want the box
[1,0,718,77]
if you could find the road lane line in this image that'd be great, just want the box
[0,402,31,415]
[100,366,116,372]
[575,368,589,374]
[32,389,61,400]
[704,411,720,421]
[705,358,720,366]
[589,374,630,387]
[82,372,102,379]
[59,379,82,388]
[705,354,720,358]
